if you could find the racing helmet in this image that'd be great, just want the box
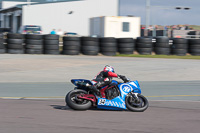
[103,65,115,73]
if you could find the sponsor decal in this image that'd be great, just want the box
[121,84,131,93]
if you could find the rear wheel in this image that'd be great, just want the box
[65,89,92,110]
[125,93,149,112]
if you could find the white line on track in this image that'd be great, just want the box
[146,95,200,97]
[149,100,200,102]
[0,96,64,100]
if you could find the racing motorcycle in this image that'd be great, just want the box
[65,77,149,112]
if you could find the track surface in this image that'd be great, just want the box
[1,99,200,133]
[0,54,200,133]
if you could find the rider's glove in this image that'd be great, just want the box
[118,75,127,82]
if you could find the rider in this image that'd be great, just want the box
[89,65,127,96]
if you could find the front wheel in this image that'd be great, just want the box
[125,94,149,112]
[65,89,92,110]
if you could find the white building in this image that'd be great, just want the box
[90,16,141,38]
[0,0,118,35]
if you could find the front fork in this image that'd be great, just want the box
[130,92,140,103]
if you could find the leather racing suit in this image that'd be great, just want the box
[92,70,118,88]
[89,70,126,96]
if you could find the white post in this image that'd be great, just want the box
[145,0,150,30]
[145,0,150,36]
[27,0,31,7]
[118,0,120,16]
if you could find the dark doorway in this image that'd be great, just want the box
[4,15,6,27]
[9,15,13,30]
[17,15,22,32]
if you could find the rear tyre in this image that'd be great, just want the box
[25,49,43,54]
[25,34,43,40]
[62,50,79,55]
[43,34,59,40]
[101,51,116,56]
[125,94,149,112]
[44,50,60,55]
[66,89,92,110]
[0,49,6,54]
[7,44,24,49]
[7,33,24,39]
[7,49,24,54]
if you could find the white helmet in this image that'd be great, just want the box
[103,65,115,73]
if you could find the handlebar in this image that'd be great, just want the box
[120,77,130,83]
[124,77,130,83]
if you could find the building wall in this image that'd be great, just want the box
[22,0,118,35]
[105,16,141,38]
[90,16,105,37]
[90,16,141,38]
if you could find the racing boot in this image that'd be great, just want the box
[89,85,102,97]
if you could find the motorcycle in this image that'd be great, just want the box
[65,77,149,112]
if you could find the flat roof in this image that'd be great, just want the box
[0,0,82,13]
[0,5,21,13]
[0,0,80,2]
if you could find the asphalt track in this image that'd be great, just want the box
[0,54,200,133]
[0,99,200,133]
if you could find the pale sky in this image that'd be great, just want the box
[120,0,200,25]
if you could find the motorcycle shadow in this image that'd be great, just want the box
[50,105,125,112]
[50,105,71,110]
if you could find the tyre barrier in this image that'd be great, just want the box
[3,33,200,56]
[136,37,153,55]
[117,38,135,54]
[188,39,200,56]
[7,33,24,54]
[154,36,170,55]
[100,37,117,56]
[25,34,43,54]
[43,34,60,55]
[0,34,6,54]
[62,37,80,55]
[81,37,99,55]
[171,38,188,56]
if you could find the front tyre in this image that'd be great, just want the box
[125,94,149,112]
[65,89,92,110]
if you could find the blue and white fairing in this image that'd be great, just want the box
[118,80,141,99]
[71,79,93,86]
[71,79,93,91]
[97,80,141,110]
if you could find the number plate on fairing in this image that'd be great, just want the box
[97,97,126,110]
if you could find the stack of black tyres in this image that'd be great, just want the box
[43,34,60,55]
[117,38,135,54]
[62,37,80,55]
[25,34,43,54]
[188,39,200,56]
[0,34,6,54]
[136,37,153,55]
[154,37,170,55]
[7,33,24,54]
[81,37,99,55]
[171,38,188,56]
[100,37,117,56]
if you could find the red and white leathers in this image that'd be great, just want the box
[91,70,118,89]
[89,65,126,96]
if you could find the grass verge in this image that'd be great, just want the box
[116,54,200,60]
